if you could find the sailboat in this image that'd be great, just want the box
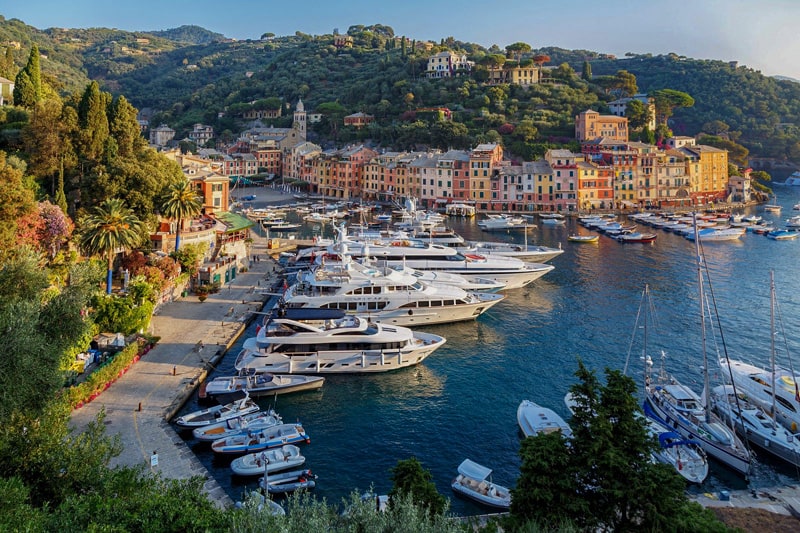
[764,195,782,213]
[714,272,800,467]
[643,216,752,477]
[625,286,709,484]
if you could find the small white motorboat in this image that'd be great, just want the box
[451,459,511,510]
[517,399,573,439]
[230,444,306,476]
[174,391,259,429]
[259,468,317,494]
[192,409,282,442]
[234,491,285,516]
[203,370,325,398]
[211,423,310,455]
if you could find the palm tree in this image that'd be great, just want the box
[78,198,143,294]
[159,179,204,251]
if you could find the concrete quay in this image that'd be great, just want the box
[69,236,282,509]
[693,484,800,517]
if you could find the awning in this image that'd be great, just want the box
[457,459,492,481]
[214,211,255,233]
[621,201,637,207]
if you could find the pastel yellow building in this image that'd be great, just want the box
[575,110,628,142]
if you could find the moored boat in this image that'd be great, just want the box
[517,399,572,439]
[616,231,657,243]
[234,307,446,374]
[175,392,260,429]
[451,459,511,510]
[283,255,505,327]
[463,241,565,262]
[568,234,599,243]
[192,409,283,442]
[477,214,531,231]
[260,468,317,494]
[230,444,306,476]
[203,370,325,398]
[642,403,709,483]
[766,229,799,240]
[211,423,310,455]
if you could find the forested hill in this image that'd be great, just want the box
[1,16,799,163]
[146,25,225,45]
[590,54,800,161]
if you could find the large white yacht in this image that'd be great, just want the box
[719,358,800,433]
[234,308,445,374]
[328,231,553,291]
[284,257,504,327]
[461,241,564,263]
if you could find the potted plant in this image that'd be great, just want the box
[195,284,210,302]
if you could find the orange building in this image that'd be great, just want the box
[575,110,628,142]
[312,145,378,199]
[469,143,504,210]
[343,112,375,128]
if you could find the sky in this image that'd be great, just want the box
[3,0,800,80]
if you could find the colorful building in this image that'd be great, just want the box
[426,51,473,78]
[575,110,629,142]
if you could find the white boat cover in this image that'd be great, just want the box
[457,459,491,481]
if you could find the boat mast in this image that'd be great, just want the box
[770,270,778,434]
[692,214,712,424]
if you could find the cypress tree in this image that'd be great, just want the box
[13,44,42,107]
[54,161,68,215]
[12,70,35,108]
[582,60,592,81]
[27,44,42,101]
[108,95,142,158]
[77,81,110,162]
[0,47,13,79]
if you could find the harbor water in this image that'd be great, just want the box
[178,184,800,515]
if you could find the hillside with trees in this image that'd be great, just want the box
[2,18,799,165]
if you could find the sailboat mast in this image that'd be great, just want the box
[643,284,649,392]
[692,214,712,424]
[770,270,778,432]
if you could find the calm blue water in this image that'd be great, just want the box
[179,184,800,515]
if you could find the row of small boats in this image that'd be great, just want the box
[176,397,311,455]
[175,398,317,493]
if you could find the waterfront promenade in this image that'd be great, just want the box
[69,232,280,509]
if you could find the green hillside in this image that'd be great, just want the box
[2,16,799,163]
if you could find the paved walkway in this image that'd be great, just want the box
[693,485,800,517]
[69,235,282,509]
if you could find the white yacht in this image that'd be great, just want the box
[330,234,553,291]
[283,257,504,327]
[234,308,445,374]
[477,214,531,231]
[719,358,800,433]
[462,241,564,263]
[711,385,800,468]
[362,226,564,263]
[782,170,800,186]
